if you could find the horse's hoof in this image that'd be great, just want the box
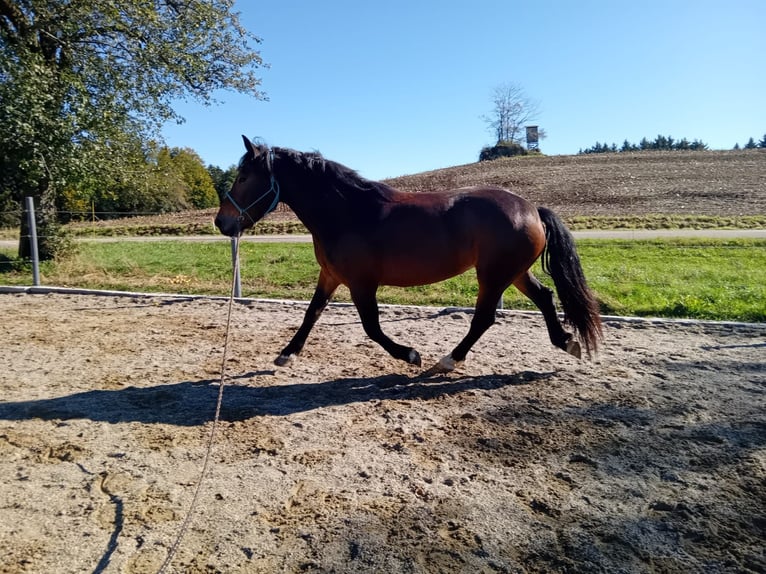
[274,354,294,367]
[422,355,461,377]
[565,338,582,359]
[407,349,422,367]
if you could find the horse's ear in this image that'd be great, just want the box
[242,135,257,157]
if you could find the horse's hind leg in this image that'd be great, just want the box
[514,271,580,358]
[424,281,506,376]
[275,269,339,366]
[350,285,422,367]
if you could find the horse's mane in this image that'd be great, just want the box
[273,147,396,204]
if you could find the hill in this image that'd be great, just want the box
[65,149,766,235]
[385,149,766,218]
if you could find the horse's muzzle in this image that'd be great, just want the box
[214,214,241,237]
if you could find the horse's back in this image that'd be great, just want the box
[447,185,540,225]
[389,185,542,242]
[352,185,545,286]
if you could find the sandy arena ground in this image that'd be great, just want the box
[0,292,764,573]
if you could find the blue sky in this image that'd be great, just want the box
[163,0,765,180]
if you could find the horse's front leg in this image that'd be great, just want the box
[350,285,422,367]
[275,269,339,366]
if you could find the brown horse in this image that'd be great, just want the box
[215,136,602,374]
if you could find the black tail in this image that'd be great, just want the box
[538,207,603,355]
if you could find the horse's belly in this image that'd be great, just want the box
[378,253,475,287]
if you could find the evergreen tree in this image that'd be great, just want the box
[579,135,710,155]
[689,139,708,151]
[621,139,637,152]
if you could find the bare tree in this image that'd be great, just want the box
[483,83,541,145]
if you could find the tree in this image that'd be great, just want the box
[57,136,159,220]
[744,137,757,150]
[483,82,541,146]
[1,0,265,259]
[208,164,239,200]
[478,141,528,161]
[163,148,218,209]
[621,140,638,152]
[759,134,766,148]
[579,135,710,155]
[689,139,708,151]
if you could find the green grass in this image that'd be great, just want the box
[575,239,766,322]
[2,238,765,322]
[566,214,766,231]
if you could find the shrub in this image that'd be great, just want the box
[479,141,529,161]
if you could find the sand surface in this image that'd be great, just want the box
[1,292,764,573]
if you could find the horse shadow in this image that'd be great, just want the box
[0,370,554,427]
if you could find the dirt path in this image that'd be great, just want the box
[1,292,764,573]
[4,228,766,250]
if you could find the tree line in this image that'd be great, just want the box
[53,145,235,223]
[580,134,766,154]
[733,135,766,150]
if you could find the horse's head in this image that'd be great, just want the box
[214,135,280,237]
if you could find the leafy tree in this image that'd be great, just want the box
[58,144,219,219]
[1,0,265,259]
[163,148,218,209]
[57,136,158,221]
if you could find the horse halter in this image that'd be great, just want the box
[224,150,280,226]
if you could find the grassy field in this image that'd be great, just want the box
[2,238,764,322]
[2,150,764,320]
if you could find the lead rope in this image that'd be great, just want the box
[157,233,243,574]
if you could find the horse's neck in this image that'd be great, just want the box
[275,157,386,237]
[279,178,346,238]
